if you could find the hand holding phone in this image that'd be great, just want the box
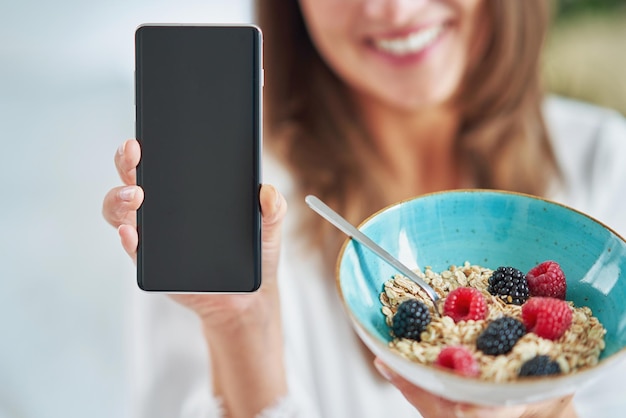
[101,25,289,413]
[135,25,263,292]
[105,140,287,317]
[104,147,290,413]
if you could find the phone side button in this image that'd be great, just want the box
[261,69,264,87]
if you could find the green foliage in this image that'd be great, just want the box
[544,6,626,115]
[555,0,626,19]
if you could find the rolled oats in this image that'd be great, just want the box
[380,262,607,382]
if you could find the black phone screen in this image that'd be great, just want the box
[135,25,262,292]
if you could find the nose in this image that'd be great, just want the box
[363,0,429,25]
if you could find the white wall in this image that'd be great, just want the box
[0,2,251,417]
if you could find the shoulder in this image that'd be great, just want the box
[543,95,626,151]
[543,95,626,174]
[543,95,626,184]
[543,95,626,236]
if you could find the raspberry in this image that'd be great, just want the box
[435,346,480,377]
[476,316,526,355]
[519,355,562,377]
[392,299,431,341]
[488,266,530,305]
[443,287,488,323]
[526,261,567,299]
[521,297,572,340]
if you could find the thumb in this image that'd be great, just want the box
[259,184,287,281]
[374,358,431,400]
[260,184,287,227]
[373,358,528,418]
[374,357,455,417]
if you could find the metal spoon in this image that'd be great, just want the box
[305,195,441,315]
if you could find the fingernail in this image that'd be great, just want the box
[119,186,136,202]
[374,359,393,381]
[118,140,126,156]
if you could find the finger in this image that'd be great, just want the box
[118,224,138,264]
[374,358,452,417]
[453,404,525,418]
[374,358,527,418]
[259,184,288,280]
[114,139,141,185]
[102,185,145,228]
[260,184,287,227]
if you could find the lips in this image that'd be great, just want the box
[372,24,445,56]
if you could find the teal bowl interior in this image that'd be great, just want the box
[337,190,626,360]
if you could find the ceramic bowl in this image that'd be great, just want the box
[336,189,626,406]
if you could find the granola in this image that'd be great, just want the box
[379,262,606,382]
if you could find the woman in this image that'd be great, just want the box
[103,0,626,417]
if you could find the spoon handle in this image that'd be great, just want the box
[305,195,440,309]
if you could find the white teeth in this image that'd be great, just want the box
[375,25,444,56]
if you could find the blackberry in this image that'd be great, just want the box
[488,266,530,305]
[476,316,526,355]
[519,355,562,377]
[392,299,431,341]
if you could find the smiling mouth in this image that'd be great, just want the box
[373,24,445,56]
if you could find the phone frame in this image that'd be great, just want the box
[134,23,263,293]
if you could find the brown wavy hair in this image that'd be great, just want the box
[257,0,558,265]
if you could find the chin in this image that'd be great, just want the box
[365,72,459,112]
[384,88,455,112]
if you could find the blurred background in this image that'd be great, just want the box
[545,0,626,115]
[0,2,252,418]
[0,1,623,417]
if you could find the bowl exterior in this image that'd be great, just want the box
[337,190,626,405]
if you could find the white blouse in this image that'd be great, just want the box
[128,96,626,418]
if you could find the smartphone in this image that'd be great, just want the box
[135,24,262,292]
